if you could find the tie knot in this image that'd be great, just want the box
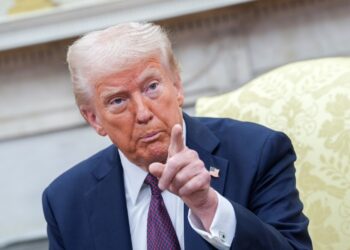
[144,174,162,196]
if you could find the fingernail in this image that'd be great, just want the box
[158,183,164,190]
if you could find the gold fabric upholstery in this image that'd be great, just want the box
[196,58,350,250]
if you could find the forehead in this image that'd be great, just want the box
[96,57,173,88]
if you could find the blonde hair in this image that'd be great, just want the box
[67,22,179,106]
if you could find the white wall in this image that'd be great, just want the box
[0,126,110,246]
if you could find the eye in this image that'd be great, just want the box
[108,97,127,113]
[145,81,161,99]
[110,97,125,106]
[148,82,159,91]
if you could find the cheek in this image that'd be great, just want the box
[167,99,183,122]
[109,129,138,155]
[161,89,182,111]
[102,116,136,146]
[155,101,177,122]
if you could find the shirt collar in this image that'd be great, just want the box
[119,120,187,205]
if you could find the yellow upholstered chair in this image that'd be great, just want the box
[196,58,350,250]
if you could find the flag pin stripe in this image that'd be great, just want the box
[209,166,220,178]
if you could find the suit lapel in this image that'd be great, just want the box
[192,145,229,195]
[85,146,133,250]
[183,114,229,249]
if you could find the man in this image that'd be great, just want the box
[42,22,312,250]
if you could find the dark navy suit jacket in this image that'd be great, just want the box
[42,113,312,249]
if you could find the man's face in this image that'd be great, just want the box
[82,57,184,169]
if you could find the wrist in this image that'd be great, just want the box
[190,188,218,231]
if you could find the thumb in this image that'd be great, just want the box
[149,162,165,179]
[168,124,185,157]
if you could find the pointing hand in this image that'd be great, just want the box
[149,124,218,231]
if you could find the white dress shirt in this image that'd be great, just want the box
[119,121,236,250]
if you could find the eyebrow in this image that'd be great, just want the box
[100,87,125,101]
[99,67,163,100]
[136,67,162,84]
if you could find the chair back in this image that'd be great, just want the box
[196,58,350,250]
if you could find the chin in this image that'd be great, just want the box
[146,144,168,164]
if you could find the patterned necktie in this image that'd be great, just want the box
[144,174,181,250]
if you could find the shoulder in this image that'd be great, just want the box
[196,116,284,144]
[43,144,117,199]
[194,116,294,167]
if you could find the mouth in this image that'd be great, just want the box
[139,131,162,143]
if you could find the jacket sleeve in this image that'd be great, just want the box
[42,188,66,250]
[230,131,312,250]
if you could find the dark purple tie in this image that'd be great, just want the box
[144,174,181,250]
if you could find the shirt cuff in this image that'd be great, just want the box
[187,191,236,250]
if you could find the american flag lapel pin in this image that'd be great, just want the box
[209,166,220,178]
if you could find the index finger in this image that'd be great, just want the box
[168,124,185,157]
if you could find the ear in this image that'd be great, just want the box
[173,72,184,107]
[80,105,107,136]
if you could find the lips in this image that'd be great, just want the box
[139,131,162,143]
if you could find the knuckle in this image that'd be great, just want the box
[180,183,192,196]
[176,172,187,184]
[167,157,180,172]
[190,179,201,191]
[178,185,187,196]
[189,150,199,159]
[167,157,175,166]
[194,160,205,170]
[168,185,178,195]
[193,181,205,191]
[196,172,210,187]
[203,171,211,182]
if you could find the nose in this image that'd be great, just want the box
[134,95,153,124]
